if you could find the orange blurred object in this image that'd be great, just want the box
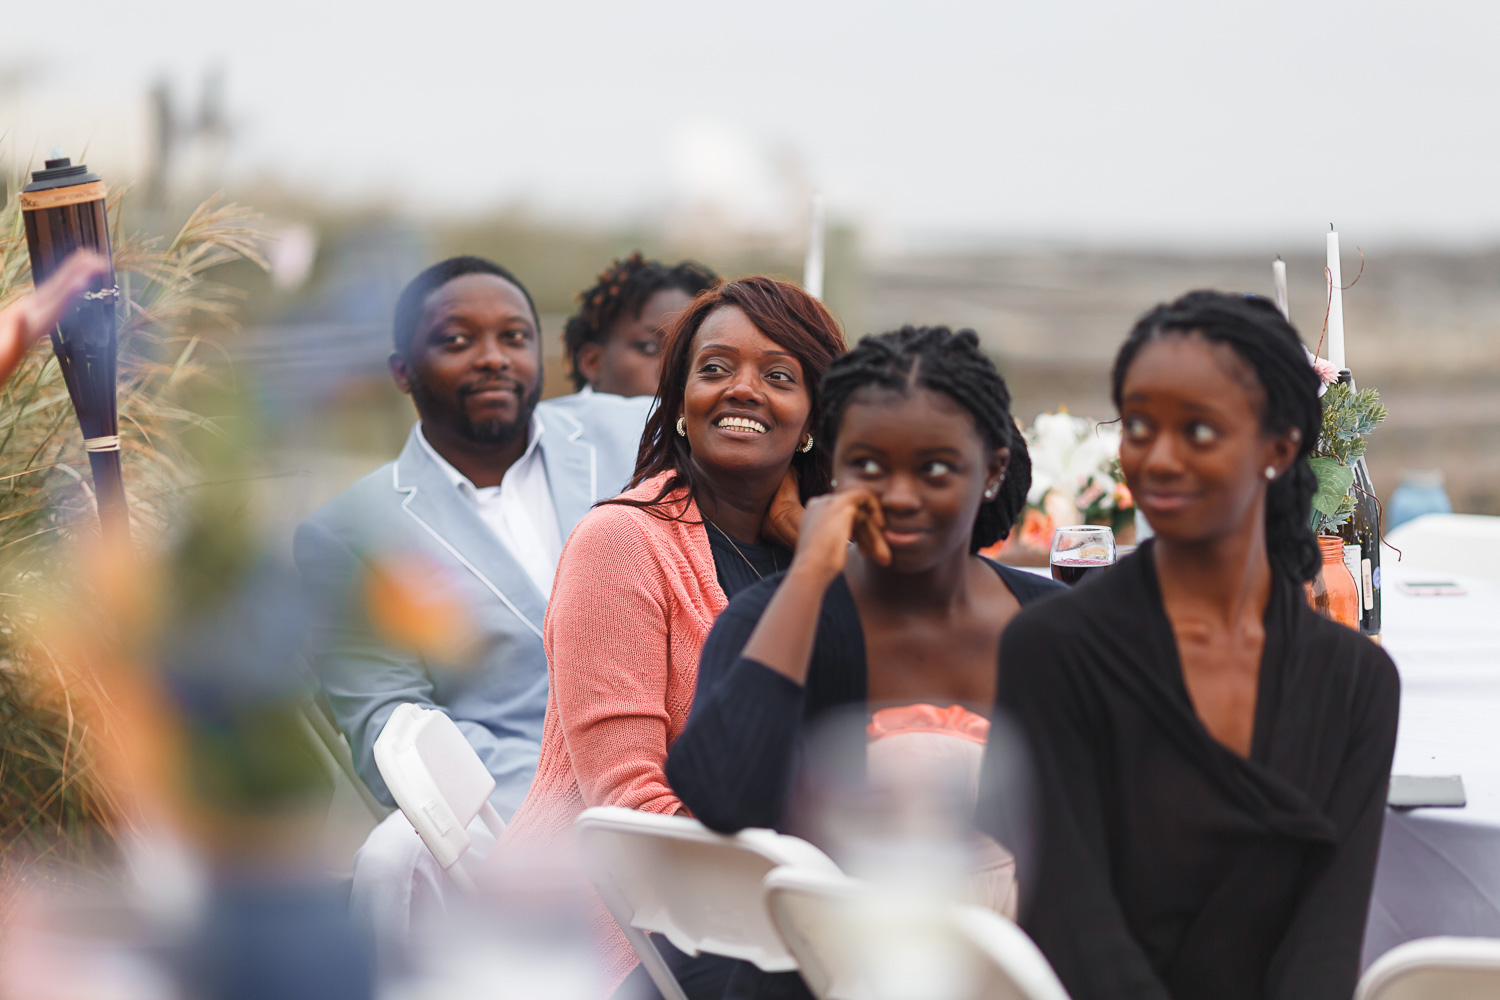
[980,508,1056,566]
[364,551,478,666]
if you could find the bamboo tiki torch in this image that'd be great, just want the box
[20,150,129,540]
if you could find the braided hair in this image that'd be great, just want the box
[820,326,1031,552]
[1110,291,1323,583]
[563,252,720,390]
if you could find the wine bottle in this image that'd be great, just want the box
[1336,371,1381,639]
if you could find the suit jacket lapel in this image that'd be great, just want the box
[391,429,547,638]
[537,406,598,539]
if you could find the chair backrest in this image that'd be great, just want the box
[764,867,1071,1000]
[574,806,841,972]
[301,695,392,823]
[1386,514,1500,586]
[1356,937,1500,1000]
[372,703,503,889]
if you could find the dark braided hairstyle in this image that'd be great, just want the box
[563,252,720,390]
[1110,291,1323,583]
[820,326,1031,552]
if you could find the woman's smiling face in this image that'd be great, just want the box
[1117,332,1295,544]
[833,385,1006,573]
[679,305,813,484]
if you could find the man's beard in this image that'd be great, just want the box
[410,376,543,446]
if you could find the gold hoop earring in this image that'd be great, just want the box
[676,416,686,437]
[799,435,814,454]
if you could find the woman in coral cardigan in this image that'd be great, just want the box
[501,275,847,995]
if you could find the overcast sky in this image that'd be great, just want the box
[4,0,1497,248]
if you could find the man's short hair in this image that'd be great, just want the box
[393,256,540,358]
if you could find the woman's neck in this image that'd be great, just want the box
[690,460,785,543]
[1152,515,1272,627]
[848,546,974,614]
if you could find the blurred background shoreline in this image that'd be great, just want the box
[218,211,1500,524]
[9,0,1500,520]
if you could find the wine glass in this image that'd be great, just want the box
[1050,525,1117,586]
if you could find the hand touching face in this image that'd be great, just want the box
[788,488,891,585]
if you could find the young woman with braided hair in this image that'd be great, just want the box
[984,292,1398,1000]
[563,252,719,397]
[666,325,1061,1000]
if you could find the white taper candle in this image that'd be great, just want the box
[1272,258,1289,320]
[803,194,825,301]
[1325,226,1345,369]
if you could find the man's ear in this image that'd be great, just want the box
[389,352,413,395]
[575,342,604,387]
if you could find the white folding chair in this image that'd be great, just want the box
[1387,514,1500,586]
[300,695,392,821]
[764,866,1071,1000]
[372,703,505,894]
[574,806,843,1000]
[1356,937,1500,1000]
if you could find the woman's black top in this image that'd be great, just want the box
[667,558,1062,1000]
[670,557,1060,832]
[984,540,1399,1000]
[705,521,791,599]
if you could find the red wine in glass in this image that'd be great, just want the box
[1051,557,1113,585]
[1049,525,1117,587]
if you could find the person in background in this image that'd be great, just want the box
[668,326,1060,1000]
[986,292,1399,1000]
[560,252,719,398]
[499,276,845,998]
[0,250,110,390]
[293,256,650,943]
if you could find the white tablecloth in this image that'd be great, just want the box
[1362,564,1500,965]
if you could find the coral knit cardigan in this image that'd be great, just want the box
[503,469,727,889]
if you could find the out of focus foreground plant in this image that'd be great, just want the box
[0,184,266,896]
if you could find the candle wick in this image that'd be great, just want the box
[1330,223,1335,231]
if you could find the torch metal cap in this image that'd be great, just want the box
[24,154,101,193]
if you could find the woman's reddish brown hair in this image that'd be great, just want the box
[608,275,845,518]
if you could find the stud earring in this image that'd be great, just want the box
[984,485,998,500]
[676,416,686,437]
[1265,466,1277,481]
[1289,428,1302,443]
[799,435,814,453]
[830,478,839,488]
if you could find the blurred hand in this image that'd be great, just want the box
[789,488,891,586]
[760,466,804,550]
[0,251,111,389]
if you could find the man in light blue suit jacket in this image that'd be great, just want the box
[295,256,649,820]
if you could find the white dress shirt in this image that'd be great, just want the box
[416,417,562,598]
